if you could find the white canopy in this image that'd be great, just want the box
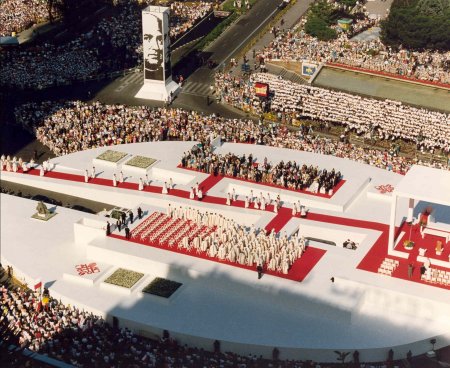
[394,165,450,206]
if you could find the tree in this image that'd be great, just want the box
[381,0,450,50]
[305,16,337,40]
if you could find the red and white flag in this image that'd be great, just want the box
[34,279,42,290]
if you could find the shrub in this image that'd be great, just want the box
[305,16,337,40]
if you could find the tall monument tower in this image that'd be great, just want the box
[135,5,179,101]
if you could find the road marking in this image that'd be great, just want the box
[215,6,279,70]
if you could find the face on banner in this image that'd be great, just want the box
[144,13,164,81]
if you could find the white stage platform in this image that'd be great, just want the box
[2,142,450,362]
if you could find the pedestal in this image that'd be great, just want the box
[135,79,179,102]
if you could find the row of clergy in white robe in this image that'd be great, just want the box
[165,205,306,274]
[0,155,55,176]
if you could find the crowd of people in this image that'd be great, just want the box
[167,205,307,274]
[169,1,213,40]
[0,0,214,89]
[1,278,331,367]
[0,0,52,37]
[256,14,450,85]
[14,99,449,174]
[215,72,450,155]
[182,145,341,194]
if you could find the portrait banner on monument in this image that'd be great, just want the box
[143,8,171,82]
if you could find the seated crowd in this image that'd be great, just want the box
[215,72,450,155]
[256,13,450,85]
[1,276,324,367]
[0,0,213,89]
[181,145,341,194]
[0,0,51,37]
[14,100,448,174]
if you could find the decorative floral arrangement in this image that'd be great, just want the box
[96,150,128,163]
[403,240,415,249]
[104,268,144,288]
[125,156,157,169]
[142,277,182,298]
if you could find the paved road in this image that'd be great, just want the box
[95,0,286,116]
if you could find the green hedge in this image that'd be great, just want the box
[196,12,239,50]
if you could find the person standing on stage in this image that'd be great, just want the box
[129,211,134,224]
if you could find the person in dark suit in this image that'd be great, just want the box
[125,226,130,239]
[106,221,111,236]
[137,207,142,220]
[116,218,122,232]
[256,264,263,279]
[129,211,134,224]
[121,211,126,225]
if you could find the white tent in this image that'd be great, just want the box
[388,165,450,255]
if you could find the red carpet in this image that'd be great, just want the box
[179,165,346,199]
[109,231,325,282]
[198,174,224,194]
[355,221,450,291]
[264,207,293,233]
[394,222,450,263]
[19,167,450,289]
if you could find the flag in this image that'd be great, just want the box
[34,279,42,290]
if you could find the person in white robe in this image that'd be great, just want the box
[22,162,28,173]
[300,205,307,217]
[266,193,271,205]
[119,171,124,183]
[254,198,259,209]
[169,178,174,189]
[292,203,297,216]
[139,178,144,191]
[40,165,44,176]
[260,197,266,211]
[197,188,203,200]
[84,170,89,183]
[145,174,150,186]
[244,196,249,208]
[91,166,96,179]
[226,192,231,206]
[113,174,117,187]
[162,182,169,194]
[189,187,195,199]
[12,161,18,172]
[194,181,199,194]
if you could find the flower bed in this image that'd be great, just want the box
[104,268,144,288]
[142,277,182,298]
[125,156,157,169]
[96,150,128,163]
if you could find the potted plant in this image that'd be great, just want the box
[403,240,414,250]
